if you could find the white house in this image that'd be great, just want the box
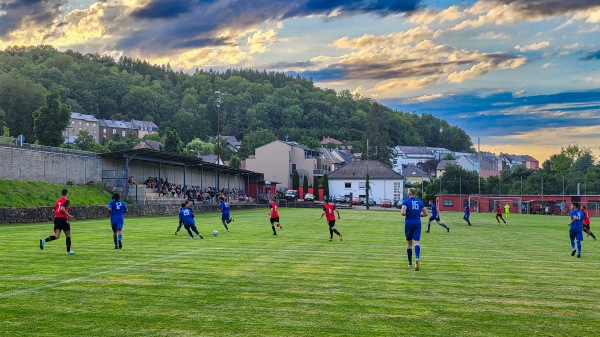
[392,146,436,173]
[328,160,405,203]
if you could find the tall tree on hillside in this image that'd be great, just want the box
[0,107,6,131]
[185,138,215,157]
[323,174,330,201]
[238,129,277,159]
[0,71,46,143]
[73,130,96,151]
[163,127,184,153]
[33,92,70,147]
[313,175,320,199]
[363,103,393,166]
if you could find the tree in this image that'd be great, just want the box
[33,92,70,147]
[313,175,320,199]
[323,174,330,201]
[0,71,46,143]
[363,103,393,167]
[185,138,215,157]
[2,126,9,137]
[303,175,309,198]
[238,129,277,159]
[443,153,456,160]
[299,136,320,150]
[73,130,96,151]
[163,128,184,153]
[0,107,6,131]
[292,171,300,190]
[229,156,242,169]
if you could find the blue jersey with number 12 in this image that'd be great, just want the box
[402,197,425,225]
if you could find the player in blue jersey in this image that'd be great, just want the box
[463,201,472,226]
[401,188,429,271]
[218,196,233,232]
[178,201,203,239]
[426,200,449,233]
[107,193,128,249]
[568,202,584,258]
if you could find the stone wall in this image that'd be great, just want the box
[0,203,266,224]
[0,145,102,185]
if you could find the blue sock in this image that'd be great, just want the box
[415,245,420,260]
[577,241,582,254]
[407,248,412,265]
[118,234,122,241]
[570,240,575,250]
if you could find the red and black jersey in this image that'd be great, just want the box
[270,202,279,218]
[583,210,591,225]
[496,204,502,215]
[323,203,336,221]
[54,197,70,219]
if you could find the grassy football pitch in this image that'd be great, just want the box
[1,208,599,336]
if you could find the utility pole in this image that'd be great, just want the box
[215,91,222,165]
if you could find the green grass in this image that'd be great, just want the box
[0,180,111,207]
[1,208,600,336]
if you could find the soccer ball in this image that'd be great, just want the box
[213,230,219,236]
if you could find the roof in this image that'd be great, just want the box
[98,119,137,129]
[133,139,163,150]
[437,160,457,170]
[99,148,262,177]
[71,112,98,122]
[222,136,241,149]
[319,148,343,164]
[402,164,429,178]
[131,119,159,131]
[395,146,434,155]
[320,136,343,145]
[328,160,404,180]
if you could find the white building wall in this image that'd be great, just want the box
[329,178,402,203]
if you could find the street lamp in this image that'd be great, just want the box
[215,91,222,165]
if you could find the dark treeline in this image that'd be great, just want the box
[0,45,473,155]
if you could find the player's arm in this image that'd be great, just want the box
[336,209,340,219]
[61,200,73,219]
[568,214,576,226]
[420,207,428,217]
[401,205,407,216]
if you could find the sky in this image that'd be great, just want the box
[1,0,600,162]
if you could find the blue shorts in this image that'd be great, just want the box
[464,212,470,219]
[405,223,422,241]
[570,230,583,241]
[111,222,124,231]
[429,215,440,222]
[222,213,231,222]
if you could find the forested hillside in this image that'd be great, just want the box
[0,45,472,153]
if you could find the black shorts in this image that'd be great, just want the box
[328,220,336,228]
[270,217,280,224]
[584,224,591,231]
[54,218,70,232]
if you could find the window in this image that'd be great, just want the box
[121,131,126,137]
[443,199,454,207]
[394,182,403,201]
[359,182,366,189]
[112,129,116,134]
[93,130,96,134]
[71,120,74,125]
[86,122,89,127]
[344,182,351,188]
[103,129,107,134]
[79,121,82,125]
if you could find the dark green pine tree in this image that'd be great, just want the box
[302,175,309,198]
[292,170,300,191]
[323,174,330,201]
[313,175,320,200]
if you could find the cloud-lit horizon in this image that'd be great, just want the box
[1,0,600,161]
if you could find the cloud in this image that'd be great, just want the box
[579,50,600,61]
[473,31,510,40]
[514,41,550,52]
[0,0,62,38]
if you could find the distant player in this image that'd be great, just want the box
[107,192,127,249]
[463,201,472,226]
[269,198,282,235]
[40,188,75,255]
[496,203,507,225]
[582,206,597,240]
[426,200,449,233]
[178,201,203,239]
[218,196,233,232]
[568,202,584,258]
[401,188,428,271]
[504,203,510,218]
[320,198,342,241]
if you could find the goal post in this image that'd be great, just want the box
[467,195,524,213]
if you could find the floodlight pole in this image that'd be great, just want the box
[215,91,222,165]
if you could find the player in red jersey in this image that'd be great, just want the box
[582,206,597,240]
[269,198,282,235]
[320,198,342,241]
[40,189,75,254]
[495,203,507,225]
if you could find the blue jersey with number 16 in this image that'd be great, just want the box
[402,197,425,225]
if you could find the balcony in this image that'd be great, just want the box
[313,169,326,176]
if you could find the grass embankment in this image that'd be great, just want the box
[0,180,112,207]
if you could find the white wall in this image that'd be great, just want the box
[329,178,403,203]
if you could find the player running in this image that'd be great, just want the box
[269,198,282,235]
[320,198,342,241]
[463,201,472,226]
[568,202,584,258]
[496,203,507,225]
[218,196,233,232]
[426,200,449,233]
[40,189,75,255]
[401,188,428,271]
[107,192,128,249]
[582,206,597,240]
[178,201,203,239]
